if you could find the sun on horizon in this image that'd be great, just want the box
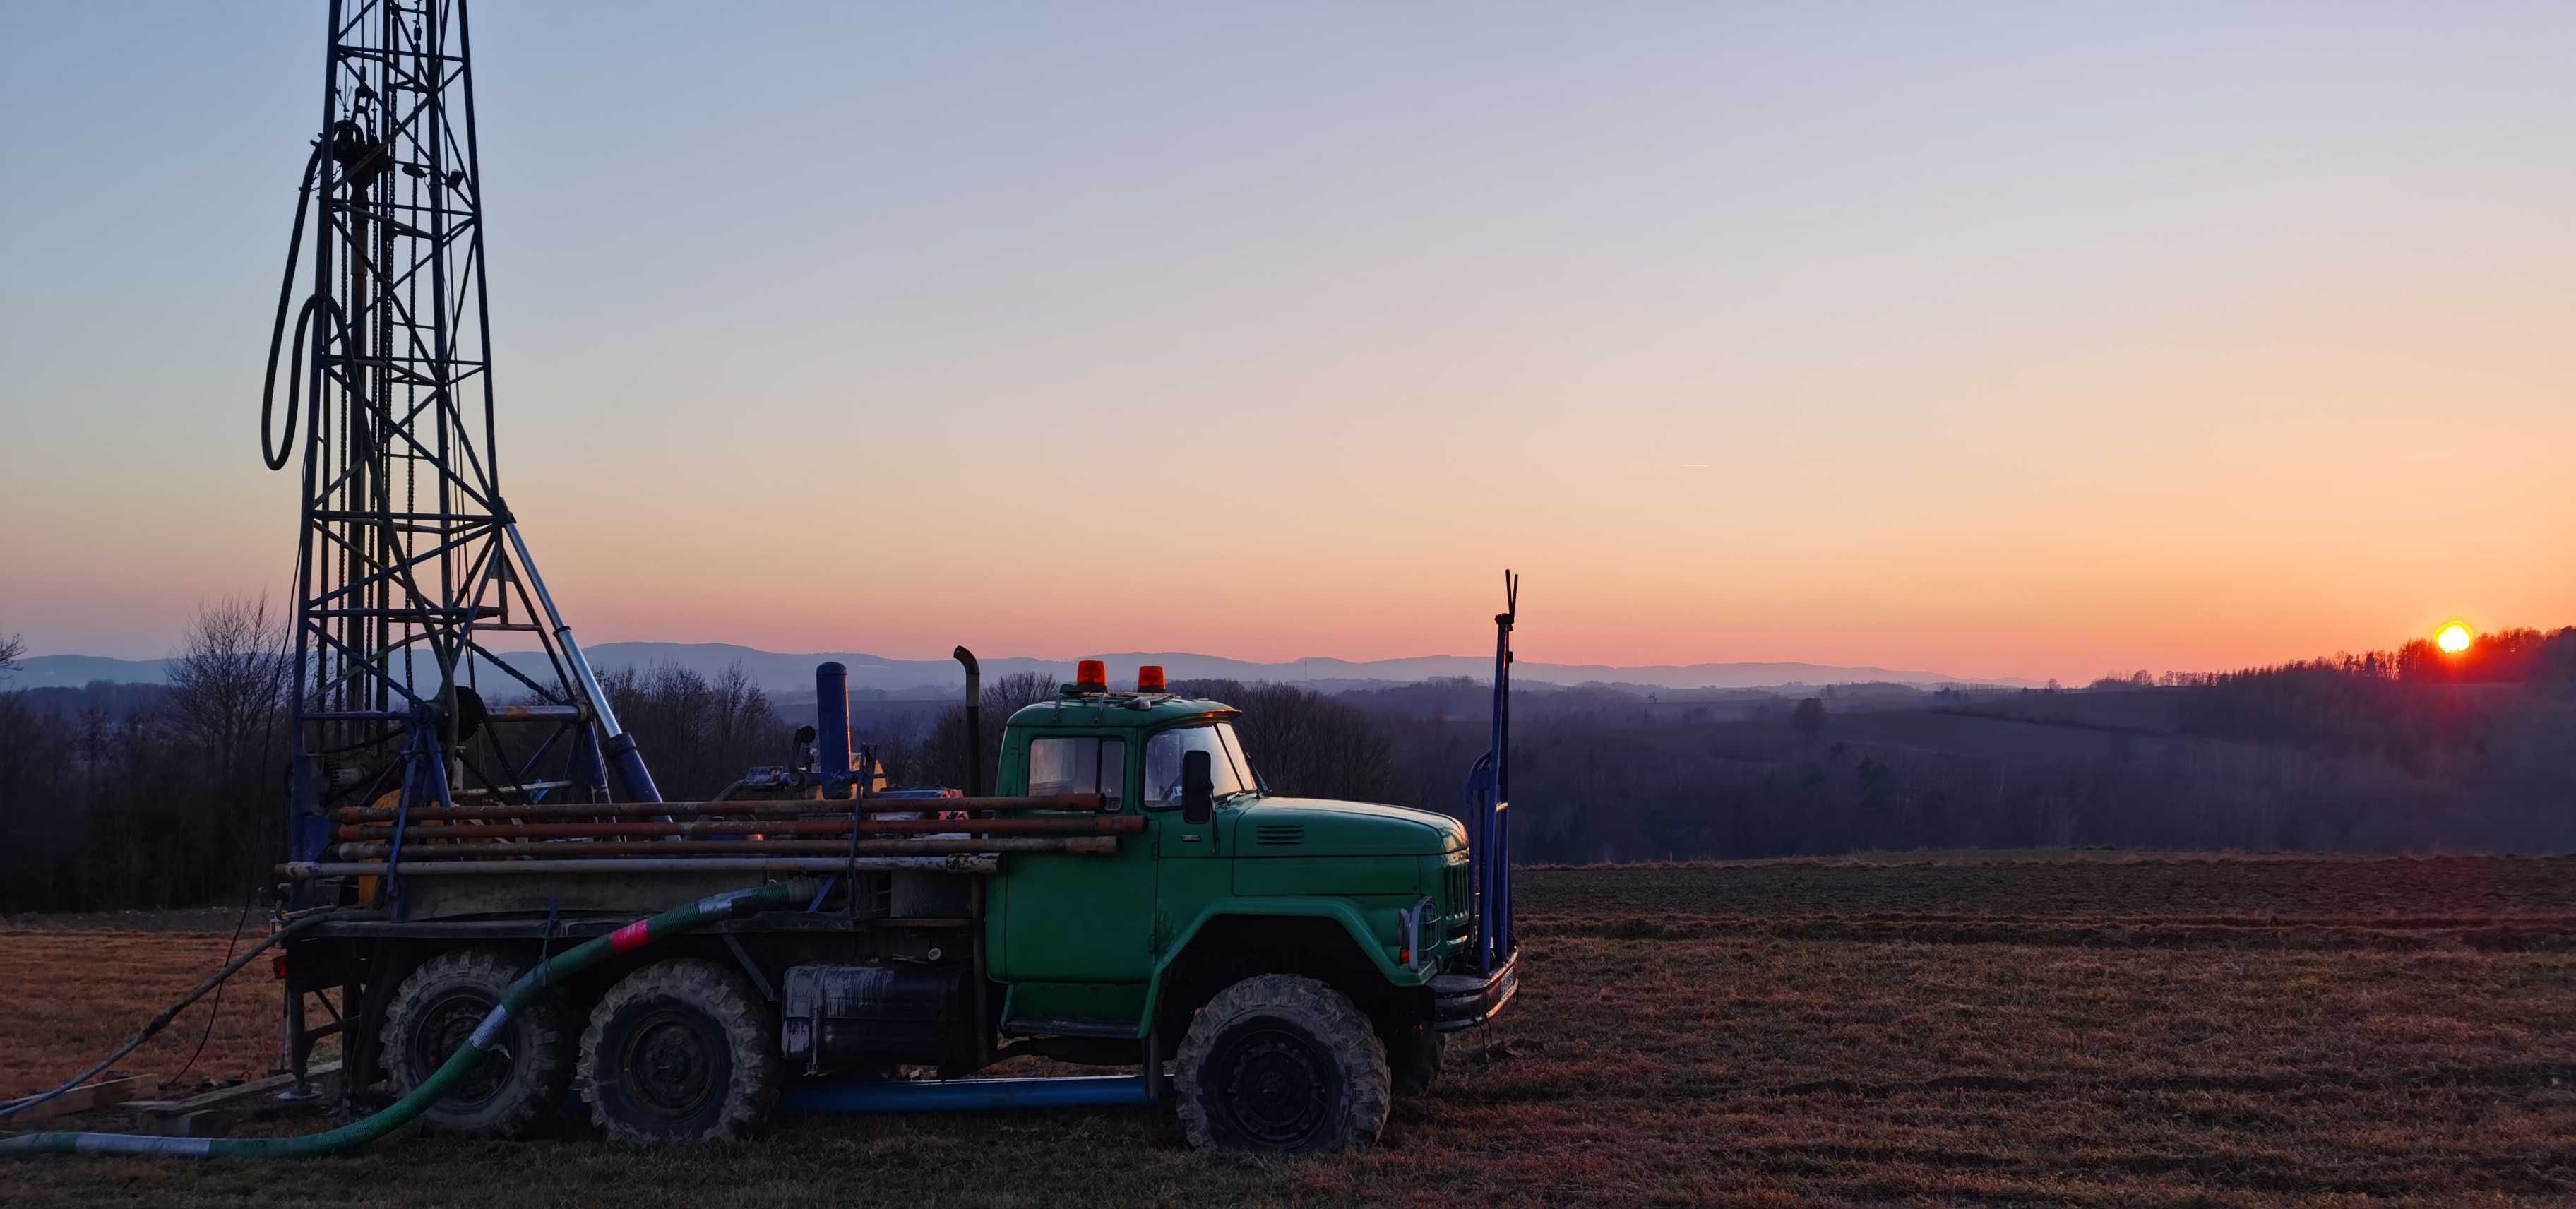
[2436,624,2474,654]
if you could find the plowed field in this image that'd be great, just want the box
[7,852,2574,1207]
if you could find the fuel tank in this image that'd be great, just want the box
[780,963,969,1072]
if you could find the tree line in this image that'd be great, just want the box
[5,619,2572,911]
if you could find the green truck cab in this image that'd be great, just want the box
[983,681,1517,1148]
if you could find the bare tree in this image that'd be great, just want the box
[1171,679,1399,802]
[599,662,786,797]
[168,599,290,761]
[0,632,23,680]
[984,671,1061,718]
[157,598,292,897]
[910,672,1066,790]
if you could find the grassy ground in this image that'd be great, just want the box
[6,852,2575,1206]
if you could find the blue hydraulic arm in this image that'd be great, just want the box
[506,523,661,804]
[1467,571,1518,975]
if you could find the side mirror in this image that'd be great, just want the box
[1181,749,1214,824]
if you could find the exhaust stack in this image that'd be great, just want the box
[954,646,984,796]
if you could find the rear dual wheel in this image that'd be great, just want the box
[578,958,779,1143]
[381,948,574,1139]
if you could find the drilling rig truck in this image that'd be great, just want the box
[278,606,1520,1154]
[186,0,1522,1157]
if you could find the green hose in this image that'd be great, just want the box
[0,879,810,1159]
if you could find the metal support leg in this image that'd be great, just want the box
[280,975,314,1101]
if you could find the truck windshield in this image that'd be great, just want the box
[1143,723,1258,807]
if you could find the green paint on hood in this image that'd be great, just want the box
[1224,796,1467,857]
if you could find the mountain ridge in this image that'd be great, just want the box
[8,643,2034,694]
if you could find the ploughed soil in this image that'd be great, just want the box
[6,852,2575,1207]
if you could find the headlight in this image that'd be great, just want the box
[1400,895,1434,969]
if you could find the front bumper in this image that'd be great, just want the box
[1428,948,1520,1032]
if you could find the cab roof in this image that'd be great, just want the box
[1005,693,1240,731]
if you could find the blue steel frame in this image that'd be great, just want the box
[1466,571,1517,975]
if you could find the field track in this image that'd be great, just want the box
[6,851,2575,1207]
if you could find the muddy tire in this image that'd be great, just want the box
[578,958,777,1143]
[1388,1020,1446,1097]
[1176,973,1390,1153]
[380,946,573,1139]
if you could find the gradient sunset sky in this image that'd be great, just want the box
[3,2,2571,682]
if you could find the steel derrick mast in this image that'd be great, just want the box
[268,0,656,872]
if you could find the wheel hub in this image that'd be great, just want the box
[413,991,511,1105]
[1217,1027,1331,1145]
[621,1007,721,1119]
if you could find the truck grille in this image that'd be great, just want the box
[1445,861,1472,936]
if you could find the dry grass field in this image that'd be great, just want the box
[6,852,2576,1207]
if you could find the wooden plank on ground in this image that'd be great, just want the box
[0,1075,164,1124]
[126,1061,340,1116]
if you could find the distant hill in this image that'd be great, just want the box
[10,643,2030,696]
[9,655,174,690]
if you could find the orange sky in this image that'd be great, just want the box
[4,5,2572,681]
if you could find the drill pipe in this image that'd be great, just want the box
[333,836,1119,860]
[280,857,997,879]
[335,815,1144,842]
[333,792,1104,823]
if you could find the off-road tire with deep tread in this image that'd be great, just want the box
[1176,973,1391,1153]
[380,946,574,1139]
[578,958,777,1144]
[1388,1020,1446,1097]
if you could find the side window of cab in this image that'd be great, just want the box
[1025,737,1126,806]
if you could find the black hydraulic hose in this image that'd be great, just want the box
[284,292,350,459]
[260,141,330,471]
[0,910,345,1121]
[1,881,811,1158]
[167,886,261,1088]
